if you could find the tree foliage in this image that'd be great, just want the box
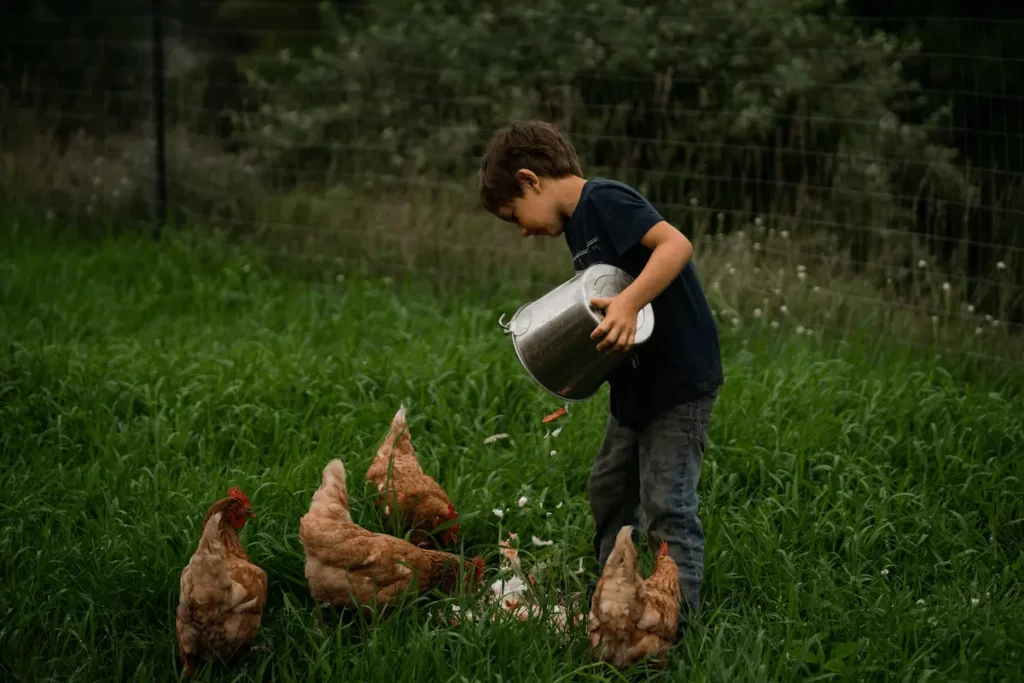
[239,0,969,235]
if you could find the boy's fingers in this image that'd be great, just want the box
[590,297,611,310]
[596,326,616,350]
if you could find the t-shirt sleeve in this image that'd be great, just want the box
[591,184,666,257]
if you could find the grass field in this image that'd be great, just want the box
[1,211,1022,682]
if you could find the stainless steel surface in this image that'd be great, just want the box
[499,264,655,401]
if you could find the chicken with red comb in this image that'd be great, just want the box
[588,526,681,670]
[365,405,461,548]
[176,488,266,677]
[301,458,485,618]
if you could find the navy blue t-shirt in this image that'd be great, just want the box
[564,178,723,430]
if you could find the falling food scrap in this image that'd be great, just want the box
[484,433,509,444]
[531,536,554,547]
[541,407,568,424]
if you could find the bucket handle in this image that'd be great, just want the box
[498,313,512,335]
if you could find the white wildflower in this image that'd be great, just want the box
[916,599,926,605]
[917,259,927,269]
[753,308,763,318]
[755,216,764,228]
[728,266,736,276]
[517,496,528,508]
[971,597,980,606]
[780,230,790,239]
[968,304,975,313]
[731,317,740,327]
[773,288,782,296]
[797,264,806,272]
[942,281,951,292]
[336,274,345,283]
[770,320,780,329]
[931,316,938,324]
[975,327,983,335]
[881,568,889,577]
[531,536,554,547]
[549,450,557,456]
[796,325,806,335]
[243,263,251,274]
[996,261,1007,271]
[689,197,698,206]
[753,242,762,252]
[797,271,807,281]
[716,212,725,223]
[780,305,789,315]
[493,508,505,519]
[812,286,821,293]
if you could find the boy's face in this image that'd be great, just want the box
[496,172,564,238]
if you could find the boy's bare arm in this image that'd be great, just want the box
[590,222,693,352]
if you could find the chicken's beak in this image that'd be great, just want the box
[246,508,256,520]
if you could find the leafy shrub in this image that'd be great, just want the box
[238,0,970,238]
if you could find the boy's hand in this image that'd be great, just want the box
[590,295,639,353]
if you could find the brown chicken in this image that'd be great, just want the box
[588,526,681,670]
[365,405,459,548]
[300,458,483,616]
[175,488,268,677]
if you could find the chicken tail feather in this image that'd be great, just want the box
[310,458,353,523]
[605,526,639,573]
[393,404,408,427]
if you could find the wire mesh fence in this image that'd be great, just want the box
[1,1,1021,364]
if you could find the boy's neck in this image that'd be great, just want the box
[551,175,589,221]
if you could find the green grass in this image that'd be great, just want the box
[1,211,1022,682]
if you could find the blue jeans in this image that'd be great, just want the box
[588,394,715,627]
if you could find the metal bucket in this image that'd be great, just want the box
[499,263,655,401]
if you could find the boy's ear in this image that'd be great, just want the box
[515,168,541,192]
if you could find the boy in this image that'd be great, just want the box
[479,120,723,636]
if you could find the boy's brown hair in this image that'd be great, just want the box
[478,120,584,215]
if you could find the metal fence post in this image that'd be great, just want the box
[151,0,168,241]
